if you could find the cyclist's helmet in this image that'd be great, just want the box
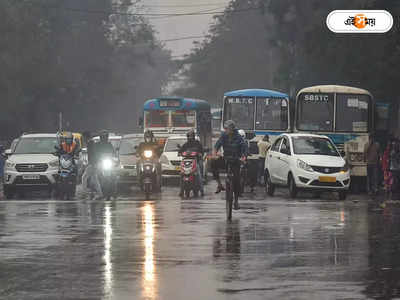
[144,129,154,143]
[100,130,109,143]
[223,120,236,130]
[238,129,246,139]
[187,129,196,141]
[64,132,74,145]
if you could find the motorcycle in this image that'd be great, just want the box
[180,150,201,198]
[55,153,77,200]
[98,155,119,200]
[138,149,160,199]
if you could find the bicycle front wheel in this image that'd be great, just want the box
[226,180,233,221]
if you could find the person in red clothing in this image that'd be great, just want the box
[382,140,393,200]
[57,132,79,156]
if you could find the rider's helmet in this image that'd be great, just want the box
[144,129,154,143]
[64,132,74,145]
[223,120,236,131]
[99,130,109,143]
[187,129,196,142]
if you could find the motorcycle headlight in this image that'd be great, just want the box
[102,159,113,170]
[144,150,153,158]
[5,161,15,170]
[49,159,59,168]
[297,159,313,172]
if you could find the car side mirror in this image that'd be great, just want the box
[5,149,12,156]
[340,150,345,157]
[177,144,181,149]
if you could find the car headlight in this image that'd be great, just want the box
[144,150,153,158]
[102,159,113,170]
[297,159,313,172]
[340,163,350,173]
[49,159,59,168]
[5,161,15,169]
[160,155,169,165]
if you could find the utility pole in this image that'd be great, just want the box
[59,112,62,132]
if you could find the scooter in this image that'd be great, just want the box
[55,153,77,200]
[138,149,160,199]
[180,151,201,198]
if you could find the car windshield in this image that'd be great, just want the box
[297,93,334,131]
[14,137,58,154]
[165,139,186,152]
[119,138,143,155]
[292,136,339,156]
[223,97,255,130]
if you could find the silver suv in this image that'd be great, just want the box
[3,133,59,198]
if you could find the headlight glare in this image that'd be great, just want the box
[102,159,113,170]
[144,150,153,158]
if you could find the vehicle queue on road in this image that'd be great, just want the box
[2,84,395,215]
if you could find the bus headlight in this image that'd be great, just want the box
[144,150,153,159]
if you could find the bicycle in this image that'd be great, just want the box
[224,157,240,221]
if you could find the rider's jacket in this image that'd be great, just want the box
[179,140,204,156]
[214,129,247,158]
[56,141,79,156]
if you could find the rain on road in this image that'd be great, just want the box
[1,182,399,300]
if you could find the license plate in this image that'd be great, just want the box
[319,176,336,183]
[23,174,40,180]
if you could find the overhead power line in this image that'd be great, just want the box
[162,35,208,42]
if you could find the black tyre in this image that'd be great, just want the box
[226,181,233,221]
[265,170,275,197]
[288,174,298,198]
[338,190,347,200]
[3,186,15,199]
[184,188,191,199]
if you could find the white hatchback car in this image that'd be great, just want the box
[160,135,187,180]
[264,133,350,199]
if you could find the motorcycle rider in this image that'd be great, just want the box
[56,132,80,157]
[82,131,102,197]
[136,130,163,189]
[211,120,247,209]
[93,130,115,199]
[178,129,205,197]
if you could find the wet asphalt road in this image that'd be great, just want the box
[1,182,400,300]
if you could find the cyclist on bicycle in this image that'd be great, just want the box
[211,120,247,210]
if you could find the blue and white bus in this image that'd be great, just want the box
[221,89,291,141]
[295,85,374,179]
[142,97,212,149]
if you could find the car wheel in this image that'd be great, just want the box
[288,174,298,198]
[264,170,275,197]
[338,191,347,200]
[3,186,15,199]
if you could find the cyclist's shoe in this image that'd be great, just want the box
[215,185,225,194]
[234,200,240,210]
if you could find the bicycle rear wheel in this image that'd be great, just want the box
[226,180,233,221]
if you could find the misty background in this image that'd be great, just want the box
[1,0,399,140]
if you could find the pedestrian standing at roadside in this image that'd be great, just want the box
[364,134,380,196]
[0,145,5,182]
[382,139,393,200]
[389,139,400,200]
[257,135,271,185]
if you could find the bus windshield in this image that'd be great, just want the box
[145,110,169,127]
[256,97,288,130]
[336,94,370,132]
[297,93,334,131]
[224,97,254,130]
[171,110,196,127]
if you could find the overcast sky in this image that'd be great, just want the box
[143,0,231,57]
